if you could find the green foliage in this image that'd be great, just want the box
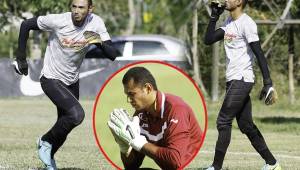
[0,27,18,57]
[0,0,299,94]
[29,0,70,16]
[93,0,130,35]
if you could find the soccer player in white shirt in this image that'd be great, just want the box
[204,0,281,170]
[14,0,120,169]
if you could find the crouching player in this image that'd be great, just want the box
[108,67,204,170]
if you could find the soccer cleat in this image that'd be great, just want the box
[261,162,282,170]
[51,159,57,170]
[37,138,55,169]
[204,166,215,170]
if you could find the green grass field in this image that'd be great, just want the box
[0,97,300,169]
[0,62,300,169]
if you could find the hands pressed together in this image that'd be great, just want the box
[107,109,148,154]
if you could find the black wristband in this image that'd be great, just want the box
[263,78,272,86]
[16,50,26,62]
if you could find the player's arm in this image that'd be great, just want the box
[121,149,145,169]
[141,106,196,170]
[94,41,121,61]
[204,3,225,45]
[108,108,192,169]
[141,142,183,170]
[249,41,272,85]
[14,17,40,75]
[250,41,277,105]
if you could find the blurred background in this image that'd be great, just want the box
[0,0,300,101]
[0,0,300,169]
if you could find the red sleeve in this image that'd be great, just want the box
[121,150,145,169]
[154,106,193,170]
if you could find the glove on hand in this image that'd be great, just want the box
[13,59,28,75]
[210,1,225,21]
[107,109,147,152]
[259,79,278,105]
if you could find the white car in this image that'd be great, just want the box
[86,34,192,65]
[112,34,192,64]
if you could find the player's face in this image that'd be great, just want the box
[123,79,151,111]
[225,0,242,11]
[71,0,92,26]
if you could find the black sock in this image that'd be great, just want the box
[246,127,276,165]
[41,131,55,145]
[259,148,276,165]
[212,149,225,170]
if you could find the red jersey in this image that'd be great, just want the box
[134,91,203,170]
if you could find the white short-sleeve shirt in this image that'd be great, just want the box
[37,12,110,85]
[221,13,259,82]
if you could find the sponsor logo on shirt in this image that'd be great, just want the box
[138,112,148,121]
[170,118,179,124]
[60,38,88,50]
[224,33,237,44]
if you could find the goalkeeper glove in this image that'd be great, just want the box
[13,59,28,75]
[107,109,147,152]
[210,1,225,21]
[259,79,278,105]
[109,127,132,155]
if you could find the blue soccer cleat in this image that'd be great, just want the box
[51,159,57,170]
[37,138,56,170]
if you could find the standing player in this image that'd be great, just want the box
[108,67,203,170]
[14,0,119,169]
[204,0,281,170]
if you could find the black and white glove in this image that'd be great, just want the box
[210,1,225,21]
[13,59,28,76]
[259,79,277,105]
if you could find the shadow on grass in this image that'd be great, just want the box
[258,116,300,124]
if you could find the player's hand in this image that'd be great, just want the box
[109,127,132,154]
[107,109,147,152]
[13,59,28,76]
[210,1,225,21]
[259,84,278,105]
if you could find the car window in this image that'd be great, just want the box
[132,41,169,56]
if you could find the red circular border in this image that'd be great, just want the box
[92,60,208,170]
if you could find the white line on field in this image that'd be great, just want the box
[200,150,300,160]
[0,165,8,169]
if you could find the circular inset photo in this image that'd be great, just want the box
[93,61,207,170]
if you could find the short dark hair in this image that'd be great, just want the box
[70,0,93,7]
[122,67,158,90]
[242,0,248,8]
[88,0,93,6]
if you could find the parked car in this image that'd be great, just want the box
[86,34,192,66]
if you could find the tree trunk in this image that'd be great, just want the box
[123,0,136,35]
[288,53,295,104]
[211,42,220,101]
[192,4,208,98]
[288,25,295,104]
